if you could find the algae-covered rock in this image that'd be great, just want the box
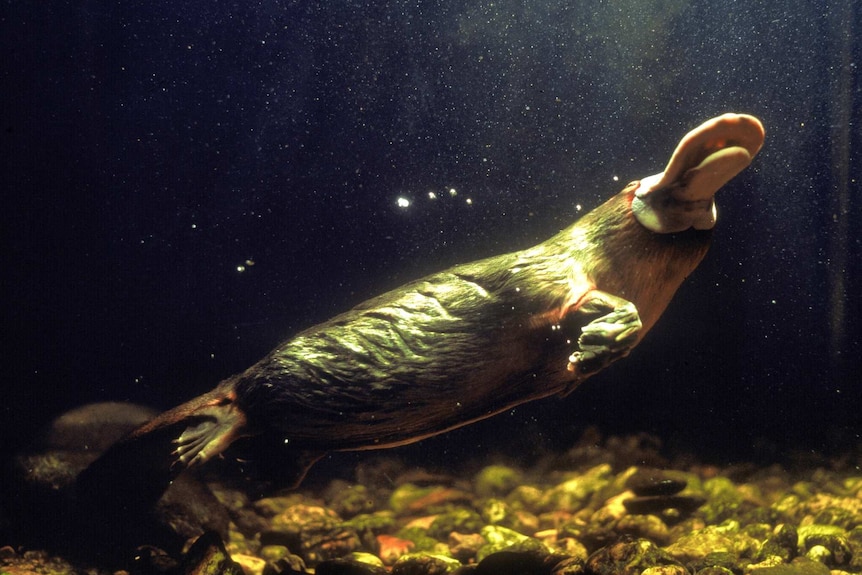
[344,511,397,536]
[474,465,524,498]
[325,480,377,518]
[665,521,758,564]
[472,549,556,574]
[799,528,852,567]
[427,508,484,540]
[476,525,548,562]
[316,554,388,575]
[615,513,670,544]
[182,532,245,575]
[584,538,684,575]
[641,566,688,575]
[395,526,447,554]
[745,556,831,575]
[391,553,462,575]
[753,523,798,563]
[507,485,545,509]
[625,468,688,497]
[479,498,540,533]
[448,531,486,562]
[797,523,847,555]
[377,534,416,565]
[389,484,471,514]
[693,567,734,575]
[298,523,362,566]
[538,464,613,513]
[700,477,743,523]
[390,484,441,514]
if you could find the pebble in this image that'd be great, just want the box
[623,494,707,515]
[585,538,684,574]
[7,431,862,575]
[625,469,687,497]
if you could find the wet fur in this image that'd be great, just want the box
[232,184,710,452]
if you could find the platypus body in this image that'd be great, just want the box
[74,115,763,545]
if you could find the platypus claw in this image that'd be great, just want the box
[567,301,642,375]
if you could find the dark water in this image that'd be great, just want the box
[4,1,861,472]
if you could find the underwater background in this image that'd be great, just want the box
[4,0,861,477]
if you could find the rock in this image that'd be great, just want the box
[640,566,688,575]
[700,477,743,524]
[182,532,245,575]
[614,514,670,544]
[584,538,684,575]
[391,553,462,575]
[746,556,831,575]
[801,532,852,566]
[427,508,485,540]
[479,498,539,533]
[233,553,268,575]
[299,524,362,565]
[39,402,159,452]
[538,465,613,513]
[665,521,758,563]
[473,549,555,575]
[377,534,416,565]
[474,465,524,498]
[395,527,448,554]
[477,525,548,562]
[507,485,545,509]
[551,555,587,575]
[693,567,734,575]
[325,480,377,518]
[622,494,706,516]
[448,532,486,562]
[811,505,862,530]
[316,556,388,575]
[687,551,739,573]
[262,552,308,575]
[625,469,687,497]
[259,544,292,562]
[797,523,846,542]
[753,524,799,563]
[254,494,309,517]
[153,473,233,541]
[390,484,471,514]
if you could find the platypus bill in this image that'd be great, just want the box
[77,114,764,515]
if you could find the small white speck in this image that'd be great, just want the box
[449,188,457,196]
[428,191,437,199]
[237,265,246,273]
[613,175,619,181]
[465,198,472,205]
[575,204,582,211]
[396,197,410,208]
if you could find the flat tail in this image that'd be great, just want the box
[68,382,247,557]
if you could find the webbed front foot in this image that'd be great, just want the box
[567,299,642,376]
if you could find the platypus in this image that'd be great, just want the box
[73,114,763,547]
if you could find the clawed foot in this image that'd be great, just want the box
[170,401,247,469]
[567,301,642,376]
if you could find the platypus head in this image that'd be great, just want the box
[631,114,765,233]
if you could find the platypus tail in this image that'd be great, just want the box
[69,380,246,560]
